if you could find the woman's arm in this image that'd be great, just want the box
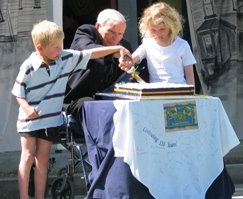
[184,65,195,86]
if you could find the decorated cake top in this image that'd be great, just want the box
[114,82,195,96]
[115,82,194,90]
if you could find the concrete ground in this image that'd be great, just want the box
[233,184,243,199]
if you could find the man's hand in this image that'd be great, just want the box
[119,55,134,72]
[117,47,134,72]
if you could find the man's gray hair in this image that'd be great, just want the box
[97,9,126,25]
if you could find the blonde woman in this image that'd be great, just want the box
[133,2,196,86]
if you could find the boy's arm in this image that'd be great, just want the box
[16,97,39,119]
[89,45,131,59]
[89,45,133,71]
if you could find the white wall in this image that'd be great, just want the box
[46,0,62,28]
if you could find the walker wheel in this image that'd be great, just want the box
[58,167,67,176]
[51,177,74,199]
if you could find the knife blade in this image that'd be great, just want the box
[133,73,146,84]
[130,67,146,84]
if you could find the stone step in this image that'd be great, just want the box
[226,163,243,184]
[0,144,89,178]
[224,142,243,164]
[0,146,89,199]
[0,173,87,199]
[224,142,243,184]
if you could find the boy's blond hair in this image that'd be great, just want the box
[31,20,64,47]
[139,2,183,43]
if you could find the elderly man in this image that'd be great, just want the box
[63,9,133,120]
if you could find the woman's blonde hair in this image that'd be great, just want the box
[31,20,64,47]
[139,2,183,43]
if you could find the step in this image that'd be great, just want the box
[224,142,243,164]
[0,173,87,199]
[224,142,243,184]
[0,147,89,199]
[226,163,243,184]
[0,144,89,178]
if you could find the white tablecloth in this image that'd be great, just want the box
[113,96,239,199]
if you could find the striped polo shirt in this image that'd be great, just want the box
[12,49,91,132]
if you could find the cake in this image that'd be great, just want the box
[114,83,195,96]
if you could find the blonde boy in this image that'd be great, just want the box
[12,20,132,199]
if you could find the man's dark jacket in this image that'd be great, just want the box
[64,24,133,104]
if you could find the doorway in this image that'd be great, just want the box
[62,0,114,48]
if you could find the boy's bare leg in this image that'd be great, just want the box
[34,138,52,199]
[18,136,36,199]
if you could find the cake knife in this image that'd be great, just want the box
[131,68,146,84]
